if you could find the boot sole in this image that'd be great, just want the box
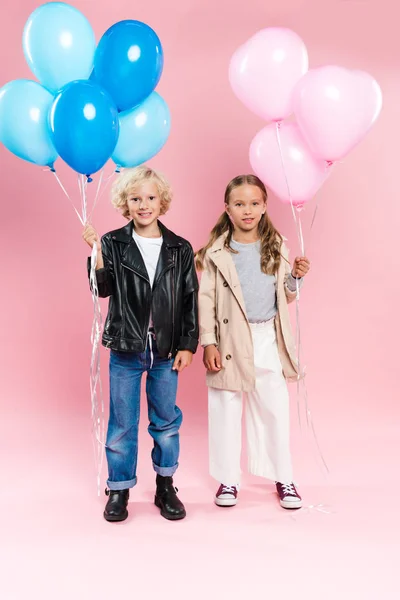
[103,510,128,522]
[154,496,186,520]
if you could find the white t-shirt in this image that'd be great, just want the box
[132,228,163,328]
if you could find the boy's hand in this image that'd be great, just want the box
[292,256,310,278]
[203,345,222,372]
[83,224,101,251]
[172,350,193,372]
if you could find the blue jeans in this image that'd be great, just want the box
[106,338,181,491]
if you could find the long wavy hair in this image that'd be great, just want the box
[196,175,283,274]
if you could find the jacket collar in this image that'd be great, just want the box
[208,232,229,253]
[111,220,182,248]
[113,220,181,285]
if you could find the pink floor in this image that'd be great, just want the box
[1,1,399,598]
[2,399,399,600]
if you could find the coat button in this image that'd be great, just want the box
[223,281,228,287]
[226,354,232,360]
[223,319,228,324]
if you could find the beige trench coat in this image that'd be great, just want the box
[199,233,300,392]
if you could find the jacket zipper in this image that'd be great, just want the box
[122,262,151,351]
[168,249,176,359]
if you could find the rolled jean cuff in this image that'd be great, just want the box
[107,476,137,491]
[153,463,178,477]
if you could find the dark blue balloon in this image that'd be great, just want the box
[49,80,119,176]
[94,20,164,112]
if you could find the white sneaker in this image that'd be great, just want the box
[276,482,302,509]
[214,484,239,507]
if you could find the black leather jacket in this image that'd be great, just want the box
[88,220,199,357]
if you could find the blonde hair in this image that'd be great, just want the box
[111,165,173,219]
[196,174,283,274]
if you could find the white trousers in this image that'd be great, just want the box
[208,320,293,485]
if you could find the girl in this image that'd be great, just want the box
[196,175,310,509]
[83,166,199,522]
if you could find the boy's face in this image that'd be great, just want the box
[126,181,162,228]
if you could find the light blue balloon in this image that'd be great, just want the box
[112,92,171,168]
[0,79,57,167]
[23,2,95,94]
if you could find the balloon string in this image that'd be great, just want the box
[275,122,329,475]
[91,168,105,218]
[88,166,116,222]
[48,170,84,226]
[88,241,107,496]
[289,503,334,521]
[298,210,305,257]
[309,161,335,243]
[310,202,319,235]
[300,377,329,472]
[76,176,107,496]
[295,275,303,430]
[275,123,304,253]
[51,169,107,495]
[275,122,304,429]
[88,167,105,222]
[80,174,89,225]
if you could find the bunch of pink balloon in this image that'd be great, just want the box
[229,28,383,208]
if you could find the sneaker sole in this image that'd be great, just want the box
[103,510,128,522]
[280,499,303,510]
[214,497,237,507]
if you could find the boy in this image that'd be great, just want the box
[83,166,199,522]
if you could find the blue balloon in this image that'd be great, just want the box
[23,2,96,94]
[49,80,119,176]
[0,79,57,167]
[94,20,164,112]
[112,92,170,168]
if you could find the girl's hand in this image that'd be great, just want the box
[82,224,101,251]
[172,350,193,372]
[203,345,222,372]
[292,256,310,278]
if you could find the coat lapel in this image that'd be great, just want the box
[153,243,174,286]
[153,221,181,286]
[121,243,150,282]
[208,239,248,320]
[111,220,150,282]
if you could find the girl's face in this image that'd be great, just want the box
[127,181,162,228]
[226,184,266,233]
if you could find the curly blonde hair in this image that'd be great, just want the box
[196,174,283,275]
[111,165,173,219]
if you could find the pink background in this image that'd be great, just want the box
[1,1,399,598]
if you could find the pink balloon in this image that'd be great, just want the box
[229,28,309,122]
[249,121,329,206]
[293,66,382,162]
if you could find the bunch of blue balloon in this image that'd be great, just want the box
[0,2,171,179]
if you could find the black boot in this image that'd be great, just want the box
[104,488,129,522]
[154,475,186,521]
